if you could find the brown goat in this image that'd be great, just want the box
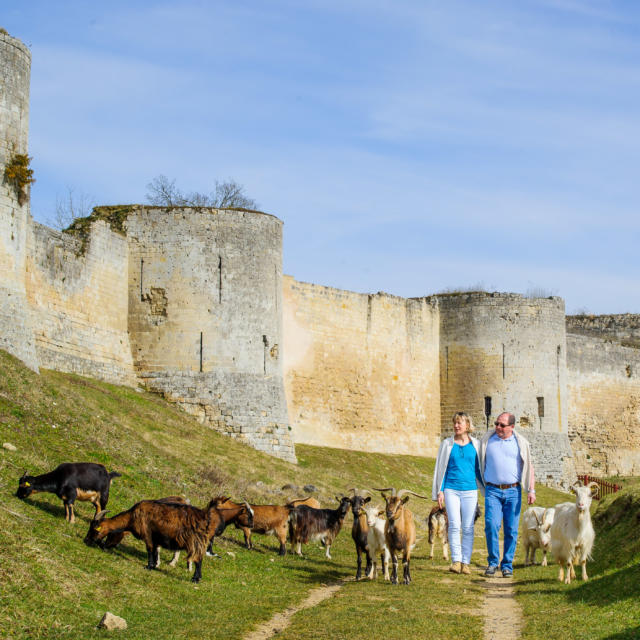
[375,487,429,584]
[211,497,292,556]
[84,500,227,582]
[286,497,321,509]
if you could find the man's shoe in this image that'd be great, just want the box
[461,563,471,575]
[449,562,461,574]
[502,568,513,578]
[484,565,498,576]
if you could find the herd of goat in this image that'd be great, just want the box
[15,462,599,585]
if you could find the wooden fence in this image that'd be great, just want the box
[577,474,621,499]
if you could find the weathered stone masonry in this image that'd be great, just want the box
[2,30,639,476]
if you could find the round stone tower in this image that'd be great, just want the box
[437,292,568,435]
[0,30,38,369]
[125,205,296,462]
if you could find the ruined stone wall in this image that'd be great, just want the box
[283,278,441,456]
[0,32,38,370]
[25,221,136,384]
[437,293,567,436]
[567,314,640,348]
[567,333,640,476]
[125,206,295,462]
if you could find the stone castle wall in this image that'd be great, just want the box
[437,293,568,436]
[283,278,441,456]
[125,206,295,462]
[25,221,136,384]
[567,314,640,347]
[567,333,640,476]
[0,32,38,370]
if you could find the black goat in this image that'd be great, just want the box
[17,462,121,523]
[289,496,352,559]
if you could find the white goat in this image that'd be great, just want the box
[551,482,598,584]
[522,506,555,566]
[363,504,390,580]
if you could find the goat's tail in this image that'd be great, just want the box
[108,471,122,480]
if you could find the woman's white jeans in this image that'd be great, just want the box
[443,489,478,564]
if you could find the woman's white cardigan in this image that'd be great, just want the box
[431,435,485,501]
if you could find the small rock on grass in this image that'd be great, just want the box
[3,442,17,451]
[97,612,127,631]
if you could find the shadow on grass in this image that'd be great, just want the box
[565,564,640,606]
[603,626,640,640]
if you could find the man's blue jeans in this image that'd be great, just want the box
[484,484,522,572]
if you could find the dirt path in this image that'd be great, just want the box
[481,574,524,640]
[243,580,347,640]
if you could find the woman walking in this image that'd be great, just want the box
[432,411,484,574]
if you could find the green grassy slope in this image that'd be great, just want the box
[1,349,638,639]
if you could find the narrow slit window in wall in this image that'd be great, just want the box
[262,335,268,374]
[484,396,492,430]
[537,396,544,430]
[140,258,144,300]
[200,332,203,373]
[445,346,449,381]
[218,256,222,303]
[502,343,505,378]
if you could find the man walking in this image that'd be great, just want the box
[481,411,535,578]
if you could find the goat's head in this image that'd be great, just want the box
[16,471,35,499]
[375,488,429,522]
[537,508,555,549]
[84,510,110,547]
[335,496,352,516]
[348,488,372,517]
[240,500,254,528]
[363,504,384,527]
[571,482,599,513]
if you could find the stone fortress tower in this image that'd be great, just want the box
[124,206,295,462]
[0,30,38,370]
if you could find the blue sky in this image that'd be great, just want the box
[3,1,640,314]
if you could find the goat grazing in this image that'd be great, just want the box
[522,506,555,566]
[363,503,390,580]
[17,462,121,523]
[427,505,449,561]
[349,488,372,579]
[375,487,429,585]
[289,496,352,559]
[212,497,291,556]
[84,499,230,583]
[551,482,598,584]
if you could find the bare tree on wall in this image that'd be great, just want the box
[145,175,258,209]
[49,186,95,230]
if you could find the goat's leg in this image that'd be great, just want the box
[356,546,363,579]
[569,563,576,581]
[155,547,162,567]
[403,551,411,585]
[442,538,449,561]
[296,541,302,556]
[145,545,157,570]
[429,541,434,559]
[168,551,181,568]
[565,562,573,584]
[390,551,399,585]
[364,549,372,577]
[541,550,548,567]
[325,543,332,560]
[383,549,390,581]
[191,559,203,583]
[524,544,531,566]
[558,564,565,582]
[581,561,588,581]
[206,539,214,556]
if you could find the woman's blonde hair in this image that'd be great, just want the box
[452,411,474,433]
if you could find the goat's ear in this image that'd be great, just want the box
[335,496,341,503]
[364,496,371,504]
[402,496,410,504]
[588,482,600,496]
[377,510,385,517]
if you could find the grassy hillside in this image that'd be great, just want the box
[1,349,638,639]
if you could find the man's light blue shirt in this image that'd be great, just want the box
[484,432,523,485]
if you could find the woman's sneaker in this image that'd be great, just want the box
[461,564,471,575]
[449,562,462,574]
